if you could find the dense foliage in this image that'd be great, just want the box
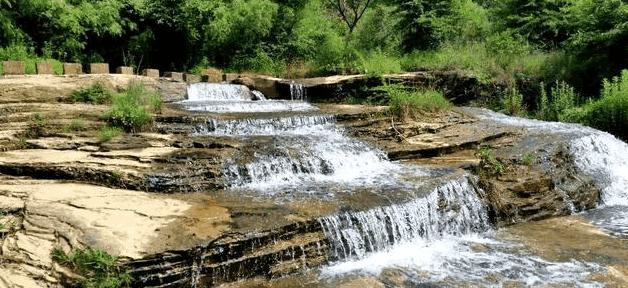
[0,0,626,136]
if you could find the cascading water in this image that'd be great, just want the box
[180,82,316,113]
[183,82,414,190]
[186,83,253,101]
[471,108,628,207]
[319,177,491,259]
[193,114,336,136]
[251,90,267,100]
[290,82,306,101]
[178,83,626,287]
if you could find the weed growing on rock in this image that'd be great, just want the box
[104,82,162,132]
[97,126,123,143]
[72,83,113,104]
[52,247,131,288]
[477,146,506,176]
[521,152,536,166]
[25,113,47,138]
[65,118,86,132]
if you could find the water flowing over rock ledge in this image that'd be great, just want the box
[0,75,626,287]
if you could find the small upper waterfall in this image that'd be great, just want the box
[181,83,316,113]
[319,177,491,260]
[251,90,267,100]
[187,83,253,101]
[290,82,306,101]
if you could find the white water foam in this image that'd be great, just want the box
[223,129,411,189]
[251,90,267,100]
[322,234,603,287]
[194,114,336,136]
[319,177,490,259]
[290,82,306,101]
[180,100,316,113]
[472,108,628,207]
[186,83,253,101]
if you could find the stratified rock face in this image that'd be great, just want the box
[478,137,599,226]
[1,75,623,287]
[231,71,504,104]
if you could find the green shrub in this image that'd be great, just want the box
[579,70,628,140]
[477,146,505,176]
[97,126,123,143]
[72,84,113,104]
[358,50,402,76]
[104,82,162,132]
[537,81,578,121]
[65,119,86,132]
[501,87,525,116]
[521,152,536,166]
[380,84,451,119]
[25,113,47,138]
[52,247,131,288]
[229,48,285,76]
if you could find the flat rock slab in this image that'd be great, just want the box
[0,179,231,287]
[0,74,187,104]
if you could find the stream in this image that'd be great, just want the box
[180,83,628,287]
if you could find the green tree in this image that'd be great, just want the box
[493,0,570,48]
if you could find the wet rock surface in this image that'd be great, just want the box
[0,75,624,287]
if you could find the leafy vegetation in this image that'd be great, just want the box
[104,82,162,132]
[25,113,47,138]
[72,84,113,104]
[1,0,627,139]
[52,247,130,288]
[380,84,451,119]
[501,87,525,116]
[65,119,86,132]
[521,152,536,166]
[97,126,122,143]
[477,146,506,176]
[569,70,628,140]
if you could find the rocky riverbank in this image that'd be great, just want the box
[0,75,624,287]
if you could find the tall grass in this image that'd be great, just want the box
[576,70,628,140]
[400,41,549,84]
[52,247,131,288]
[537,81,578,121]
[380,84,451,119]
[501,87,526,116]
[104,82,162,132]
[358,50,402,76]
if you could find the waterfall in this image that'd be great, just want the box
[223,129,406,189]
[251,90,267,100]
[186,83,253,101]
[180,99,317,113]
[290,82,306,101]
[570,133,628,206]
[318,177,491,260]
[471,108,628,207]
[194,114,336,136]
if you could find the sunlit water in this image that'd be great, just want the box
[182,86,628,286]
